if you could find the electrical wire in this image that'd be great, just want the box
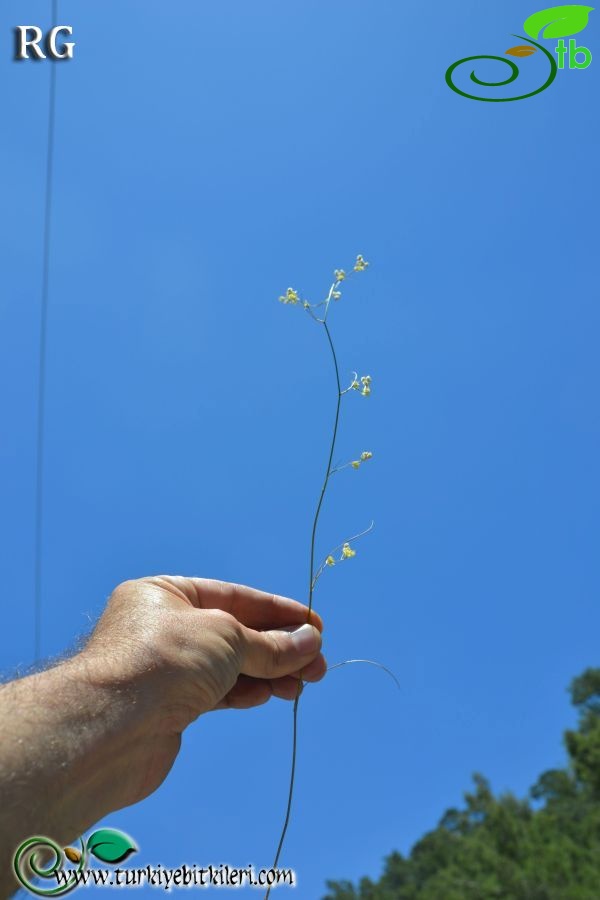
[34,0,59,662]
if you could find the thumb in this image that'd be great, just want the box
[241,623,322,680]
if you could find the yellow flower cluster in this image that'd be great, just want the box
[351,374,372,397]
[279,287,300,305]
[351,450,373,470]
[279,255,369,313]
[341,543,356,559]
[326,555,336,567]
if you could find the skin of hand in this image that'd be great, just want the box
[0,576,325,896]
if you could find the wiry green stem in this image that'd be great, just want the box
[308,322,342,614]
[265,319,341,897]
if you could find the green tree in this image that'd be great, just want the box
[324,669,600,900]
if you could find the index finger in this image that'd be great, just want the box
[152,576,323,632]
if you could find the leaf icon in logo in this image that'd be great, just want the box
[523,5,594,39]
[506,45,538,56]
[86,829,137,864]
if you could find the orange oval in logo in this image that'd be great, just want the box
[505,45,538,57]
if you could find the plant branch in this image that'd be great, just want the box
[265,315,341,896]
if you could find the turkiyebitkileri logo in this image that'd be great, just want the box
[446,4,593,101]
[13,828,137,896]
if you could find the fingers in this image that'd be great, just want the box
[213,675,273,710]
[146,576,323,633]
[214,674,302,710]
[240,622,323,680]
[214,662,327,710]
[201,579,324,633]
[289,653,328,682]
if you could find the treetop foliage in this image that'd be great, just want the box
[324,668,600,900]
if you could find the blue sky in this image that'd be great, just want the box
[1,0,599,896]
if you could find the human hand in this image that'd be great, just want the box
[80,576,325,809]
[0,576,325,892]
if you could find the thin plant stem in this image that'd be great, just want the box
[265,316,341,897]
[327,659,402,692]
[308,321,342,617]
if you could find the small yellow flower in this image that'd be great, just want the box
[351,379,360,390]
[341,543,356,559]
[279,287,300,305]
[332,290,342,301]
[351,460,361,469]
[354,254,369,272]
[362,386,371,397]
[361,375,372,386]
[326,555,335,567]
[360,451,373,461]
[334,269,346,282]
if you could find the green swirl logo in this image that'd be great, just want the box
[13,829,137,896]
[446,4,594,102]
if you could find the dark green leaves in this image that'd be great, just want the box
[86,829,137,864]
[523,5,594,39]
[324,668,600,900]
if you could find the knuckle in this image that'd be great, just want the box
[264,630,285,677]
[117,576,143,593]
[208,608,242,641]
[109,579,134,602]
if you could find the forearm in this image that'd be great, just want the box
[0,655,143,896]
[0,576,326,897]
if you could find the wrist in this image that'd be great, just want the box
[1,655,143,845]
[51,652,155,823]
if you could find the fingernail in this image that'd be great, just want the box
[290,623,320,655]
